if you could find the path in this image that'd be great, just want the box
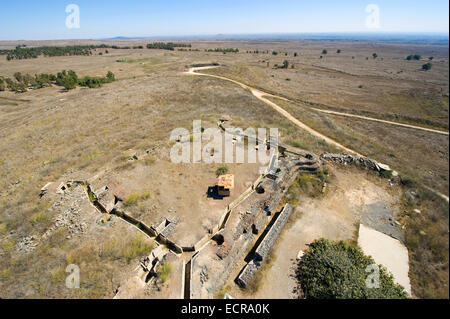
[185,66,449,203]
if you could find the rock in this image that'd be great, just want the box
[378,163,391,171]
[297,250,305,260]
[413,209,421,214]
[419,230,427,236]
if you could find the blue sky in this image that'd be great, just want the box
[0,0,448,40]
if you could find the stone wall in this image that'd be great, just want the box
[236,204,293,288]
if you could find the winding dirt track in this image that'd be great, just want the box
[184,66,449,203]
[311,108,449,136]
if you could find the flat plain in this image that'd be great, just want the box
[0,39,448,299]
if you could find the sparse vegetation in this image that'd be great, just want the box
[216,166,229,177]
[206,48,239,53]
[159,262,172,283]
[406,54,421,61]
[146,42,191,50]
[123,191,150,206]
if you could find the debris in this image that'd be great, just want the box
[297,250,305,260]
[39,182,53,198]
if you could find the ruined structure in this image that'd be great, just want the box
[236,204,293,288]
[189,151,318,299]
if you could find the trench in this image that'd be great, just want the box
[78,181,182,255]
[243,210,281,263]
[184,260,192,299]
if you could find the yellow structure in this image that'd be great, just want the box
[218,174,234,190]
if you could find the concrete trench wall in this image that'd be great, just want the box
[236,204,293,288]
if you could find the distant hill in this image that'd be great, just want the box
[98,33,449,44]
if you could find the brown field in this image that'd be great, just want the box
[0,39,448,299]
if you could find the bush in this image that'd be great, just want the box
[215,166,229,176]
[123,235,154,263]
[380,170,393,179]
[298,239,408,299]
[56,70,78,90]
[123,191,150,206]
[422,63,432,71]
[159,262,172,283]
[30,211,51,224]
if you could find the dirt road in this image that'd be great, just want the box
[185,66,449,203]
[311,108,449,136]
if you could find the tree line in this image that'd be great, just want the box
[205,48,239,53]
[146,42,192,50]
[0,43,189,60]
[0,70,115,93]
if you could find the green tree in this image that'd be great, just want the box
[422,62,432,71]
[56,70,78,90]
[372,53,378,59]
[337,49,341,53]
[322,49,327,54]
[297,239,408,299]
[106,71,115,82]
[282,60,289,69]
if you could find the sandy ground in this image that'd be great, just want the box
[358,224,412,296]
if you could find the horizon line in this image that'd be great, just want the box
[1,31,449,43]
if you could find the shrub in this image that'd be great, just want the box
[322,49,327,54]
[422,63,432,71]
[123,191,150,206]
[123,235,154,263]
[30,212,51,224]
[56,70,78,90]
[159,262,172,283]
[380,170,393,179]
[372,53,378,59]
[337,49,341,53]
[216,166,229,176]
[298,239,408,299]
